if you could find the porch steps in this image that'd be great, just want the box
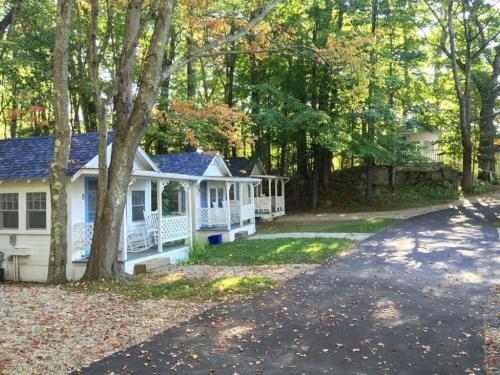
[133,257,171,274]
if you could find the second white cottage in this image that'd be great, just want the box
[152,152,260,244]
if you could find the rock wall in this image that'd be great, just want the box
[331,164,461,195]
[285,164,461,209]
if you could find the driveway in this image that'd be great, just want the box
[80,201,500,374]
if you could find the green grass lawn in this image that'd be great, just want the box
[187,238,355,266]
[258,218,399,234]
[67,274,276,302]
[150,275,276,301]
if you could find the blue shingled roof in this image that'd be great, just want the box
[0,132,114,181]
[152,152,214,176]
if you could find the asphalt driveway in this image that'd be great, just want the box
[80,201,500,374]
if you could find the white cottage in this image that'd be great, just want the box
[0,133,197,282]
[226,157,288,221]
[401,129,443,162]
[152,152,260,243]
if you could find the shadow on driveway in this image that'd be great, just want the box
[79,202,500,374]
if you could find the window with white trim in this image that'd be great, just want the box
[132,191,145,221]
[0,193,19,229]
[26,192,47,229]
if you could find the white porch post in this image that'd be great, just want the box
[157,180,164,253]
[250,182,255,224]
[239,182,243,226]
[274,178,278,211]
[268,178,272,212]
[226,181,231,230]
[182,181,193,247]
[281,178,286,214]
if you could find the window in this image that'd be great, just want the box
[132,191,145,221]
[26,192,47,229]
[0,193,19,229]
[209,188,217,207]
[86,178,98,223]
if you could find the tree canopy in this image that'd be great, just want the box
[0,0,498,190]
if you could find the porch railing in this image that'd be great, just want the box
[198,207,227,227]
[160,215,190,243]
[72,222,124,260]
[73,215,190,260]
[255,196,272,213]
[198,203,255,228]
[241,204,255,221]
[256,196,284,214]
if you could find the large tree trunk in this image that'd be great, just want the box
[446,0,473,193]
[84,0,176,280]
[475,47,499,183]
[47,0,73,284]
[365,0,378,200]
[83,0,282,280]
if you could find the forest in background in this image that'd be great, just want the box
[0,0,498,281]
[0,0,498,202]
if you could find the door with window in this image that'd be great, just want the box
[208,185,225,208]
[131,191,146,222]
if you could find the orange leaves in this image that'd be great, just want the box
[7,108,22,121]
[163,98,253,149]
[323,34,371,71]
[170,98,250,126]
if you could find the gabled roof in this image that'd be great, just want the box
[0,132,114,181]
[152,152,215,176]
[226,157,267,177]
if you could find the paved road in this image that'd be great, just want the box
[81,202,500,374]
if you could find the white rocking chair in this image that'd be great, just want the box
[127,229,149,253]
[143,210,158,246]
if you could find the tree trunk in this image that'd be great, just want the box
[296,131,308,177]
[83,0,282,280]
[446,0,473,193]
[186,34,196,99]
[365,0,378,200]
[279,139,286,176]
[475,47,499,183]
[84,0,176,281]
[311,144,321,209]
[47,0,73,284]
[0,0,21,39]
[88,0,108,218]
[224,25,237,157]
[10,94,17,138]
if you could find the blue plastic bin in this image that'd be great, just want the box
[255,216,263,223]
[208,234,223,245]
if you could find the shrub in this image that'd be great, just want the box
[472,181,494,195]
[372,185,461,206]
[184,238,208,265]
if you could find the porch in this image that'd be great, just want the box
[71,213,191,270]
[197,179,256,230]
[253,175,287,219]
[71,177,194,274]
